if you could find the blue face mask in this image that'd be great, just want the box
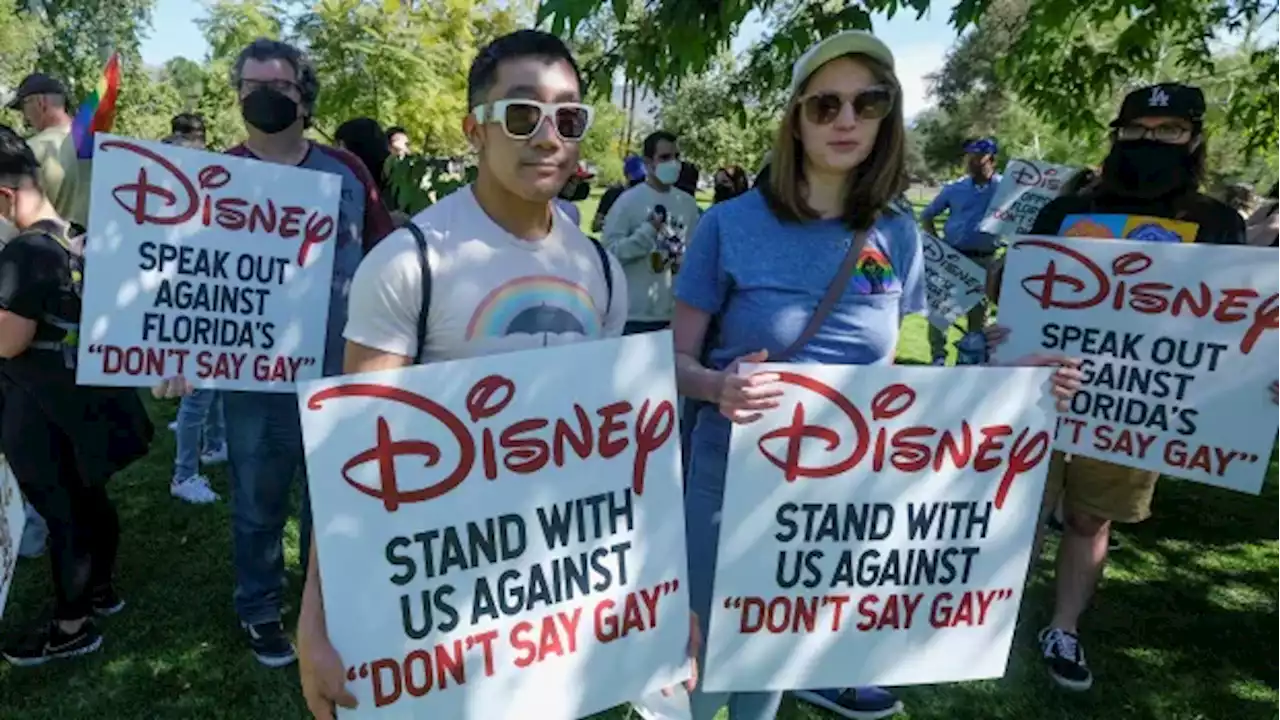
[654,160,681,186]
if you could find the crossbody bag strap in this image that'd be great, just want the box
[402,222,431,364]
[774,229,870,361]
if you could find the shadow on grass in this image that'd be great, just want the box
[0,399,312,720]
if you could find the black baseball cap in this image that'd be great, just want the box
[1111,83,1205,127]
[6,73,69,109]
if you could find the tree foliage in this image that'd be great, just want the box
[539,0,1279,156]
[656,61,776,176]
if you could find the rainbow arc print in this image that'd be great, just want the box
[851,244,900,295]
[465,275,602,341]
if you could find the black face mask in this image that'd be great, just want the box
[1101,139,1195,200]
[241,88,300,135]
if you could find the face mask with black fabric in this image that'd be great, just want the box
[241,88,300,134]
[1100,138,1196,200]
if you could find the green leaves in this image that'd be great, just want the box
[384,155,478,215]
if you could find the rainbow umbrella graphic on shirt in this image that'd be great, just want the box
[70,52,121,159]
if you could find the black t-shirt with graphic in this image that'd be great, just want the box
[1030,192,1247,246]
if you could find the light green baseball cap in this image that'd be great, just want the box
[789,30,896,96]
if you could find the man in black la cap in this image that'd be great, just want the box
[1031,82,1244,244]
[1025,83,1245,694]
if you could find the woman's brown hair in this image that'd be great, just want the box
[761,52,908,231]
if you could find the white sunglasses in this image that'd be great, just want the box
[472,99,594,141]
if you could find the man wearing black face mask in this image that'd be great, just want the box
[1031,83,1244,245]
[153,38,394,669]
[1026,83,1244,694]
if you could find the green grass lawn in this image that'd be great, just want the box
[1,319,1276,719]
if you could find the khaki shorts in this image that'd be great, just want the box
[1041,451,1159,524]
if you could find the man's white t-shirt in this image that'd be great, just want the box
[344,187,627,363]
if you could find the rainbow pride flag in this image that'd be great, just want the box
[71,52,121,159]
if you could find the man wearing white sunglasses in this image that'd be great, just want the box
[337,30,625,365]
[298,29,662,719]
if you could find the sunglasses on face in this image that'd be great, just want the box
[1115,123,1193,144]
[472,99,594,141]
[798,86,895,125]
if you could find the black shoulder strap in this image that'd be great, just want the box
[589,238,614,316]
[402,222,431,364]
[404,220,613,364]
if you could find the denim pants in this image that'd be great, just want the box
[222,391,312,626]
[173,389,225,482]
[685,410,784,720]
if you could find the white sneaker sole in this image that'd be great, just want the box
[94,599,126,618]
[1048,668,1094,692]
[4,635,103,667]
[253,648,298,668]
[171,485,219,505]
[792,690,904,720]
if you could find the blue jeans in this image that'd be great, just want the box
[686,408,784,720]
[222,391,312,626]
[173,389,225,481]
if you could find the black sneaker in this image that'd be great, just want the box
[2,620,103,667]
[242,620,297,668]
[1039,626,1093,691]
[91,586,126,618]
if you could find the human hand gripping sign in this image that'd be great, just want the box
[984,324,1085,411]
[717,350,786,424]
[151,375,195,399]
[299,618,357,720]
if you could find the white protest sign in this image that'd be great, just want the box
[922,233,988,330]
[979,159,1080,236]
[298,334,690,719]
[703,365,1056,691]
[78,134,339,392]
[995,236,1280,494]
[0,457,25,619]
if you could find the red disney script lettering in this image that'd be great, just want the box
[756,374,1050,510]
[305,375,675,513]
[100,139,335,267]
[1016,238,1277,354]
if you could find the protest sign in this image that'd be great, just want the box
[702,365,1056,691]
[298,334,690,719]
[0,457,24,619]
[1060,214,1197,243]
[921,233,988,331]
[77,134,339,392]
[995,236,1279,494]
[979,159,1080,236]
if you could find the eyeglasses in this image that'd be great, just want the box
[798,86,895,125]
[1115,123,1193,144]
[240,78,302,96]
[472,100,594,141]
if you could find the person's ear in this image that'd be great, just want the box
[463,114,484,154]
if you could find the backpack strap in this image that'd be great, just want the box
[589,238,614,317]
[402,221,432,364]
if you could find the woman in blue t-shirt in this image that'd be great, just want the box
[672,31,1081,720]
